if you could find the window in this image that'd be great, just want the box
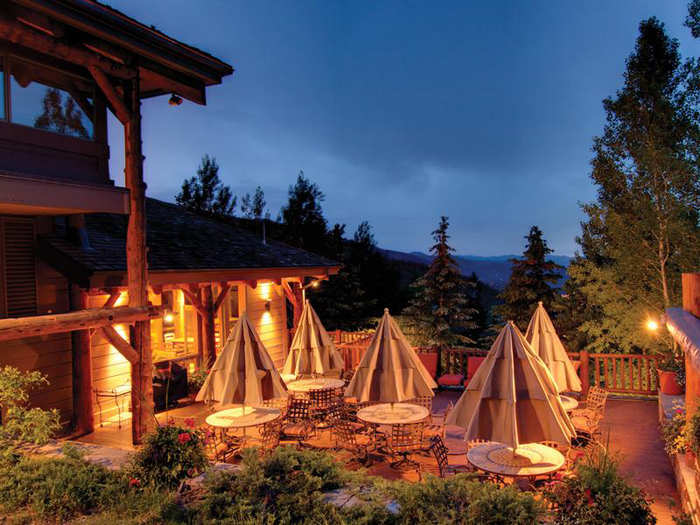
[8,58,94,139]
[0,217,37,318]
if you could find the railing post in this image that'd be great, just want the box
[580,349,590,396]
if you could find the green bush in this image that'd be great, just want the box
[0,454,122,522]
[126,422,209,489]
[198,446,347,524]
[390,474,543,525]
[0,366,60,455]
[547,448,655,525]
[661,405,688,455]
[685,403,700,455]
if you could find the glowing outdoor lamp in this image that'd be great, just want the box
[163,311,175,324]
[646,318,659,332]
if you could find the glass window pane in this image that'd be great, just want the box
[10,60,93,139]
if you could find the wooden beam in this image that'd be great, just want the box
[89,65,131,124]
[70,285,93,436]
[281,280,298,310]
[0,305,162,342]
[100,326,138,364]
[247,280,257,290]
[181,287,208,318]
[213,282,231,314]
[102,291,122,309]
[0,13,135,80]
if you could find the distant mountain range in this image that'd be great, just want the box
[380,249,572,290]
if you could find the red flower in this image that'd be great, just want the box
[676,408,684,415]
[585,488,595,506]
[178,432,191,444]
[184,417,196,428]
[129,478,140,487]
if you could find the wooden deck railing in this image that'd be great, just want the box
[333,330,661,396]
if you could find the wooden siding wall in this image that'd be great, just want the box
[245,282,288,368]
[0,217,73,425]
[88,292,130,420]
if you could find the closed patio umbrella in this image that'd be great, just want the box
[282,300,344,377]
[196,311,287,406]
[345,308,437,403]
[446,321,575,451]
[525,302,582,393]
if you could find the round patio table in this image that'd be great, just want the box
[205,405,281,430]
[559,395,579,412]
[356,403,429,425]
[285,377,345,393]
[467,442,565,478]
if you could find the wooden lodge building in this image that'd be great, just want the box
[0,0,338,443]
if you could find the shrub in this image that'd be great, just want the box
[188,368,209,395]
[661,405,687,455]
[685,403,700,455]
[126,422,208,489]
[390,474,543,525]
[547,448,655,525]
[198,446,346,524]
[0,366,61,455]
[0,454,122,522]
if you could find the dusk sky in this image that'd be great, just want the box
[106,1,696,257]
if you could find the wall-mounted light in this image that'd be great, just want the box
[265,301,271,311]
[164,311,175,324]
[169,94,183,106]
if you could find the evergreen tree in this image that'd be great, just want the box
[570,18,700,354]
[240,186,267,219]
[495,226,563,330]
[176,155,236,217]
[403,217,477,351]
[280,171,328,253]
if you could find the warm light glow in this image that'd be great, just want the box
[260,282,272,301]
[261,311,272,325]
[312,280,320,288]
[188,362,195,375]
[164,312,174,324]
[106,324,130,366]
[114,292,126,306]
[646,319,659,332]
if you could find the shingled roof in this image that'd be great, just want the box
[38,198,338,282]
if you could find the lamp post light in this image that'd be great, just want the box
[301,279,320,303]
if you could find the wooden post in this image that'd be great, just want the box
[70,285,93,435]
[292,283,303,330]
[580,349,590,396]
[202,285,216,368]
[124,73,153,445]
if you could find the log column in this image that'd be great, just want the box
[70,284,93,435]
[202,285,216,368]
[124,74,153,444]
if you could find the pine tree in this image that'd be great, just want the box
[280,171,328,253]
[495,226,563,330]
[569,18,700,354]
[403,217,477,353]
[240,186,267,219]
[176,155,236,217]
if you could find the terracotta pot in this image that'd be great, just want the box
[658,369,684,395]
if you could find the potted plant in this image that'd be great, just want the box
[657,353,685,396]
[187,367,209,398]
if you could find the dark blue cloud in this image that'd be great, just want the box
[107,0,695,256]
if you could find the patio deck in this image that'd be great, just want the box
[75,395,680,522]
